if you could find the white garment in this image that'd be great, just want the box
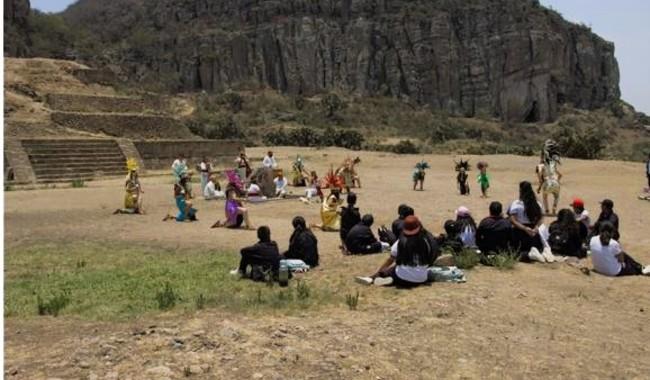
[263,155,277,169]
[459,226,476,248]
[576,209,591,230]
[390,242,429,283]
[590,236,622,276]
[508,200,543,225]
[247,183,261,196]
[305,188,318,199]
[203,181,225,200]
[274,177,287,193]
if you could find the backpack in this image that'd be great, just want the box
[548,225,569,254]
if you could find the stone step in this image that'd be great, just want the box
[25,147,123,155]
[28,156,126,165]
[33,167,125,176]
[31,162,126,171]
[36,173,124,183]
[21,139,119,145]
[46,93,166,114]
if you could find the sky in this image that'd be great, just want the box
[30,0,650,113]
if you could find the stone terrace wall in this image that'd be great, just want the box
[134,140,244,170]
[72,68,118,86]
[46,94,169,114]
[51,112,194,139]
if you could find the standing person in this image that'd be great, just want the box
[235,151,252,179]
[476,202,513,255]
[163,175,197,222]
[590,222,650,277]
[477,161,490,198]
[283,216,319,268]
[199,156,211,195]
[412,161,430,191]
[339,192,361,251]
[592,199,620,241]
[273,171,288,198]
[646,152,650,189]
[345,214,389,255]
[263,151,278,169]
[508,181,554,263]
[171,154,187,184]
[540,162,562,215]
[231,226,281,280]
[457,167,470,195]
[547,209,585,257]
[356,216,440,287]
[212,189,253,229]
[570,198,591,241]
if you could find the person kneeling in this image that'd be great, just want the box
[231,226,282,281]
[590,222,650,277]
[344,214,389,255]
[357,216,440,287]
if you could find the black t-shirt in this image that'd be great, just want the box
[476,216,513,254]
[284,230,319,267]
[392,218,405,238]
[340,206,361,240]
[345,224,379,253]
[593,212,620,240]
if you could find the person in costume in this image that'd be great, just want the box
[171,154,187,183]
[477,161,490,198]
[455,159,470,195]
[538,139,563,215]
[412,160,430,191]
[311,188,343,231]
[301,170,323,204]
[225,169,246,197]
[211,188,253,229]
[322,166,345,193]
[290,155,310,187]
[235,151,252,180]
[198,156,211,195]
[163,174,197,222]
[114,158,144,214]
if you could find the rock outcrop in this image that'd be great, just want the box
[3,0,31,57]
[65,0,620,122]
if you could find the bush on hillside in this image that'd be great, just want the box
[392,140,419,154]
[263,127,364,150]
[552,123,608,160]
[188,113,244,140]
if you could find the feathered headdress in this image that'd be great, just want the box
[542,139,561,166]
[126,158,139,172]
[293,155,304,170]
[225,169,243,191]
[323,166,345,189]
[415,160,430,171]
[455,158,470,172]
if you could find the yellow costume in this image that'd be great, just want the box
[122,159,142,213]
[320,193,342,231]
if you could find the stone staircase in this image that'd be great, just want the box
[21,139,127,183]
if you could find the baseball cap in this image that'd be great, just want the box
[570,198,584,208]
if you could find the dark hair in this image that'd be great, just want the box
[556,208,579,236]
[489,201,503,217]
[396,229,435,267]
[598,221,615,245]
[519,181,542,225]
[455,214,477,233]
[398,204,414,219]
[292,216,307,231]
[361,214,374,226]
[257,226,271,242]
[347,192,357,205]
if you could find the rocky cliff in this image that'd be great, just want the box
[51,1,624,122]
[3,0,31,56]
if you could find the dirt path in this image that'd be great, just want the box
[5,148,650,379]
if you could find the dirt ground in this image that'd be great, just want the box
[4,147,650,379]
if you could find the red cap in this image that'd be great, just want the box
[402,215,422,236]
[570,198,584,208]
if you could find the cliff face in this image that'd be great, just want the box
[3,0,31,56]
[71,0,619,122]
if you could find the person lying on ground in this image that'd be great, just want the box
[274,172,288,198]
[548,209,586,258]
[476,201,513,255]
[204,175,225,200]
[590,222,650,277]
[570,198,591,241]
[508,181,554,263]
[339,192,361,251]
[211,189,253,229]
[282,216,319,267]
[591,199,620,241]
[391,204,414,238]
[356,215,440,287]
[231,226,282,280]
[163,175,197,222]
[344,214,390,255]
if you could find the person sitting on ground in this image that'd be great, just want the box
[339,192,361,251]
[590,222,650,277]
[453,206,477,248]
[246,179,267,203]
[476,201,513,255]
[263,151,278,169]
[345,214,390,255]
[548,209,586,258]
[211,189,252,229]
[283,216,319,267]
[274,172,288,198]
[163,175,197,222]
[231,226,282,280]
[508,181,554,263]
[391,204,415,238]
[592,199,620,241]
[357,215,440,287]
[570,198,591,241]
[312,189,343,231]
[203,175,225,200]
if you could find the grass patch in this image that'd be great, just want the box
[345,291,360,310]
[452,248,480,270]
[4,241,336,321]
[483,251,520,270]
[71,179,86,188]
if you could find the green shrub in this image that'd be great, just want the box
[296,280,311,300]
[484,251,520,270]
[321,93,346,118]
[345,291,359,310]
[188,114,244,140]
[262,127,364,149]
[392,140,419,154]
[71,179,86,188]
[453,248,480,270]
[195,293,206,310]
[37,290,71,317]
[155,282,178,310]
[221,91,243,113]
[552,123,608,159]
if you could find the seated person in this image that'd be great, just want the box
[274,172,288,198]
[203,175,225,200]
[283,216,319,267]
[345,214,389,255]
[476,202,513,254]
[590,222,649,277]
[247,180,267,203]
[339,193,361,250]
[591,199,620,241]
[312,189,342,231]
[357,216,440,287]
[231,226,281,280]
[570,198,591,241]
[441,207,477,250]
[548,209,585,257]
[163,176,197,222]
[391,204,414,238]
[211,189,252,229]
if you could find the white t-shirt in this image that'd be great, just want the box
[589,236,622,276]
[274,177,287,191]
[508,200,542,225]
[263,155,277,169]
[248,183,261,196]
[200,162,208,172]
[203,181,224,199]
[390,242,429,283]
[576,210,591,230]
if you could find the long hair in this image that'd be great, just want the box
[396,229,435,267]
[519,181,542,225]
[556,209,579,236]
[455,214,477,233]
[290,216,316,245]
